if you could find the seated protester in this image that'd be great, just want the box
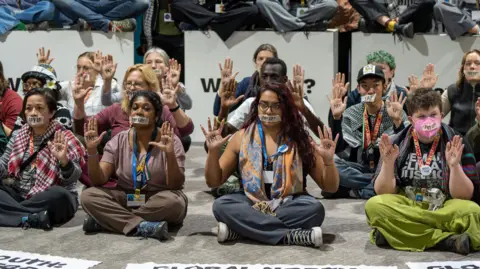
[73,64,194,142]
[202,82,339,247]
[367,88,480,255]
[33,48,121,117]
[14,64,72,132]
[0,88,85,229]
[0,60,23,137]
[81,91,187,239]
[326,64,408,199]
[218,58,322,137]
[213,44,278,116]
[443,50,480,136]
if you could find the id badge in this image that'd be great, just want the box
[296,7,308,17]
[263,170,274,184]
[127,194,146,207]
[164,12,174,22]
[215,4,225,13]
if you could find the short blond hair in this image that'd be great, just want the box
[121,64,160,112]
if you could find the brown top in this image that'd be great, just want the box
[101,130,186,191]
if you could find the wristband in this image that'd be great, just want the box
[170,104,180,112]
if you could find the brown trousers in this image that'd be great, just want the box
[81,187,188,234]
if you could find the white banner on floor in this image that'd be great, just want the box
[0,249,101,269]
[126,263,397,269]
[407,261,480,269]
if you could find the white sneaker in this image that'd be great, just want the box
[217,222,240,242]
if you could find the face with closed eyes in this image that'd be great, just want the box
[24,94,54,128]
[257,90,282,127]
[130,96,156,128]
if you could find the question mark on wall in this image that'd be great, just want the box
[304,79,315,94]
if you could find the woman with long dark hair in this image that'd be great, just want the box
[202,82,339,248]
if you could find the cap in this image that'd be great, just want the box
[357,64,385,83]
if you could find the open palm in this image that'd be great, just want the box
[47,131,68,163]
[446,135,464,168]
[84,118,106,151]
[311,126,338,163]
[201,117,230,151]
[386,89,406,122]
[379,134,399,165]
[149,122,174,153]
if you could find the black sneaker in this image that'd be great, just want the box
[134,221,169,240]
[83,215,104,233]
[394,22,414,38]
[283,227,323,248]
[374,228,389,247]
[21,211,51,230]
[321,186,351,199]
[217,222,240,242]
[436,234,470,255]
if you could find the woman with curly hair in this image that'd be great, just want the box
[202,82,339,248]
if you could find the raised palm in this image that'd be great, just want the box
[379,134,399,165]
[72,73,92,103]
[201,117,230,151]
[101,54,117,81]
[311,126,338,163]
[160,75,179,108]
[47,131,68,163]
[93,50,103,73]
[220,73,242,109]
[84,118,106,151]
[149,122,174,153]
[386,89,406,122]
[169,58,182,87]
[328,81,348,119]
[446,135,464,168]
[419,63,438,89]
[37,47,54,65]
[332,72,349,97]
[407,75,419,93]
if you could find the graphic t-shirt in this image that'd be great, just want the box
[399,141,443,189]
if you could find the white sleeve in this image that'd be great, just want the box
[227,98,254,129]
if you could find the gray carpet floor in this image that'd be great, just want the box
[0,145,477,269]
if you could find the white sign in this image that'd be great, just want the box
[0,249,101,269]
[126,264,397,269]
[185,31,338,142]
[407,261,480,269]
[0,31,134,96]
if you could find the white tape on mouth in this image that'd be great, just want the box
[361,94,376,103]
[131,116,149,125]
[27,116,43,126]
[259,115,281,123]
[422,123,439,131]
[465,70,480,77]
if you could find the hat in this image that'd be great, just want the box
[21,64,59,90]
[357,64,385,83]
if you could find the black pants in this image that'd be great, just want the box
[171,0,259,41]
[0,184,78,227]
[351,0,435,33]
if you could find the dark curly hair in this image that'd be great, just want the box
[129,90,164,127]
[243,82,316,171]
[406,88,442,116]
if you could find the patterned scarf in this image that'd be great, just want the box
[239,123,304,206]
[8,121,86,198]
[373,124,480,203]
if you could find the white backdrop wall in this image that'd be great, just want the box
[185,31,338,143]
[0,31,134,96]
[351,32,480,90]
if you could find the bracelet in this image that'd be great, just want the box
[216,117,224,124]
[170,104,180,112]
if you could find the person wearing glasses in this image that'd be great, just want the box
[34,48,120,117]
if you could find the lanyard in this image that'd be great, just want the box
[257,121,289,169]
[131,127,157,196]
[412,129,441,169]
[363,107,383,150]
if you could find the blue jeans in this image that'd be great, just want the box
[6,1,72,25]
[51,0,149,31]
[334,155,376,199]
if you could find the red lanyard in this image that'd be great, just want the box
[412,130,440,170]
[363,107,383,149]
[29,134,38,169]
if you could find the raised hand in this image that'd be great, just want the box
[168,58,182,88]
[84,118,106,151]
[332,73,349,97]
[149,121,175,153]
[289,64,305,110]
[159,75,179,109]
[101,54,117,81]
[446,135,464,168]
[47,131,68,165]
[379,134,399,165]
[218,58,233,95]
[37,47,54,65]
[407,75,419,93]
[72,73,93,104]
[419,63,439,89]
[201,117,230,151]
[328,78,349,119]
[93,50,103,73]
[386,89,406,123]
[311,125,338,164]
[219,73,242,109]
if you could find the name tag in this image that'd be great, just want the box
[164,12,174,22]
[296,7,308,17]
[263,170,274,184]
[127,194,146,207]
[215,4,225,13]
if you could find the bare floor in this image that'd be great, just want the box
[0,145,476,269]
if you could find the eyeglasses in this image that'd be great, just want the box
[124,81,147,89]
[258,102,281,112]
[24,81,42,90]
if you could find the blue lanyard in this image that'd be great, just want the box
[257,120,289,169]
[131,127,157,190]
